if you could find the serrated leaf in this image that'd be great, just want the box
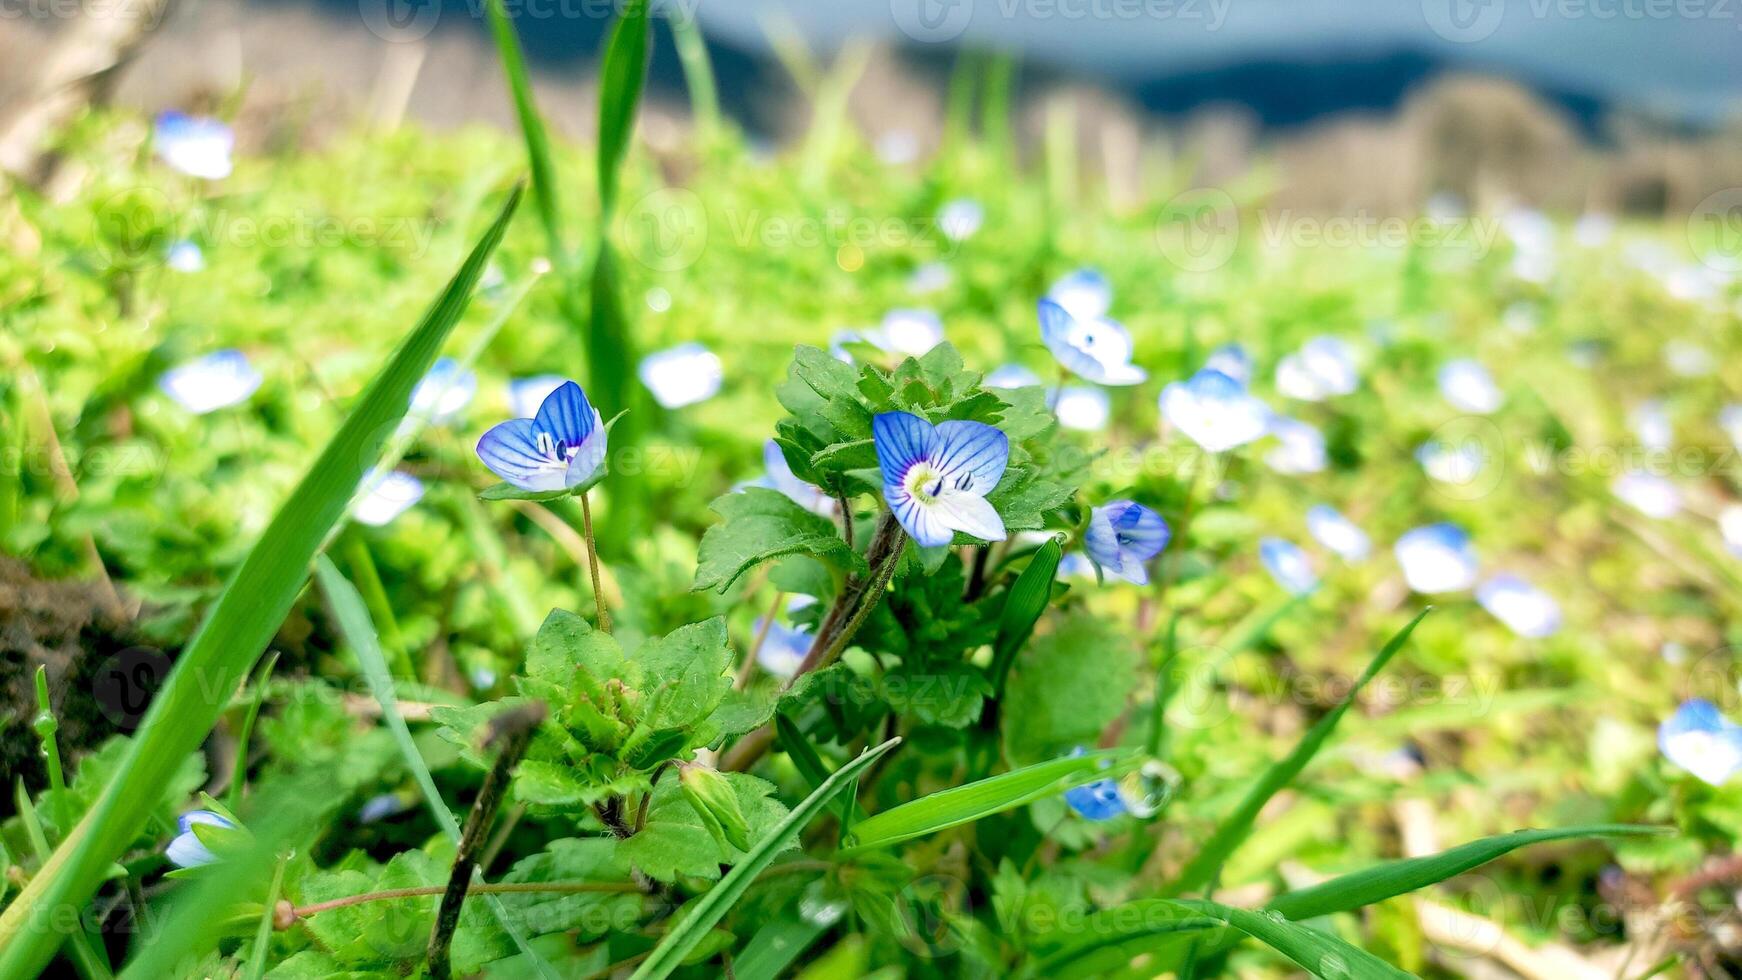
[694,488,865,593]
[618,771,791,882]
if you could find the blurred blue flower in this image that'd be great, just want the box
[166,810,236,868]
[984,364,1042,389]
[1613,470,1681,519]
[1052,385,1110,432]
[410,357,476,423]
[754,602,814,679]
[638,342,722,408]
[1264,416,1326,474]
[1159,369,1268,452]
[358,793,412,824]
[1306,504,1370,561]
[907,261,953,294]
[1259,537,1318,595]
[1475,574,1561,638]
[1275,336,1357,401]
[1037,298,1146,386]
[1203,343,1251,387]
[166,240,205,273]
[1416,439,1484,485]
[476,380,607,493]
[1047,268,1111,320]
[1659,700,1742,786]
[1723,505,1742,558]
[353,470,424,527]
[1057,551,1098,580]
[1062,748,1125,820]
[873,411,1008,548]
[1629,400,1672,452]
[507,374,566,420]
[938,198,984,242]
[1718,404,1742,452]
[1084,500,1170,585]
[154,111,233,180]
[1437,359,1502,414]
[756,440,835,516]
[1394,523,1478,594]
[158,349,262,415]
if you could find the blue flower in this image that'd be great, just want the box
[1203,343,1251,387]
[166,240,205,273]
[1475,574,1561,638]
[754,600,815,679]
[1394,523,1477,594]
[1052,386,1111,432]
[154,112,233,180]
[410,357,476,424]
[873,411,1008,548]
[1306,504,1370,561]
[871,309,946,357]
[1264,416,1326,475]
[165,810,236,868]
[1718,404,1742,452]
[1037,298,1146,386]
[359,793,412,824]
[756,440,834,516]
[158,349,262,414]
[984,364,1042,389]
[1159,369,1269,452]
[908,261,953,294]
[507,374,567,420]
[1275,336,1357,401]
[1047,268,1111,320]
[476,380,607,492]
[638,342,722,409]
[1084,501,1170,585]
[1613,470,1681,519]
[1063,748,1125,820]
[1259,537,1318,595]
[1629,400,1672,452]
[1437,359,1502,414]
[352,470,424,527]
[1659,700,1742,786]
[1722,505,1742,558]
[938,198,984,241]
[1416,439,1484,485]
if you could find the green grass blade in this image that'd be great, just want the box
[988,536,1061,699]
[314,554,558,978]
[225,651,279,813]
[774,714,864,826]
[241,857,288,980]
[1265,825,1666,920]
[1168,608,1430,896]
[630,737,901,980]
[843,748,1131,854]
[670,11,720,138]
[1174,899,1414,979]
[14,782,111,979]
[730,911,830,980]
[484,0,567,270]
[596,0,650,219]
[0,184,523,980]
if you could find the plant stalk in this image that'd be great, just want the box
[579,490,612,633]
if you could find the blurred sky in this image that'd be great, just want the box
[697,0,1742,123]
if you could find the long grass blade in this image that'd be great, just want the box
[484,0,567,271]
[1168,608,1430,896]
[843,749,1130,853]
[629,737,901,980]
[0,184,524,979]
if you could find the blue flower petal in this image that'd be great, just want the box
[885,484,954,547]
[533,381,596,448]
[931,420,1008,495]
[1660,700,1742,786]
[872,411,934,487]
[477,418,567,492]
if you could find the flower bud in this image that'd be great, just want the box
[679,764,750,851]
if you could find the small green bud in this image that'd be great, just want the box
[679,763,750,852]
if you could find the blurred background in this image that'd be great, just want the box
[3,0,1740,213]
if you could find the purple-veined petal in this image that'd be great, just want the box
[564,421,608,488]
[885,484,954,548]
[872,411,935,487]
[477,418,568,492]
[507,374,566,419]
[930,420,1008,495]
[533,381,596,449]
[931,490,1007,543]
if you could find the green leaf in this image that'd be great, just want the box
[843,749,1131,853]
[694,488,866,593]
[630,738,900,980]
[596,0,650,217]
[0,185,524,980]
[636,618,734,730]
[1264,825,1667,920]
[484,0,565,266]
[1001,611,1134,766]
[1168,609,1430,896]
[619,771,791,883]
[988,537,1062,699]
[1175,900,1414,979]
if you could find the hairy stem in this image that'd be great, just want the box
[579,490,612,634]
[427,702,545,980]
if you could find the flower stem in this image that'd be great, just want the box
[579,490,612,634]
